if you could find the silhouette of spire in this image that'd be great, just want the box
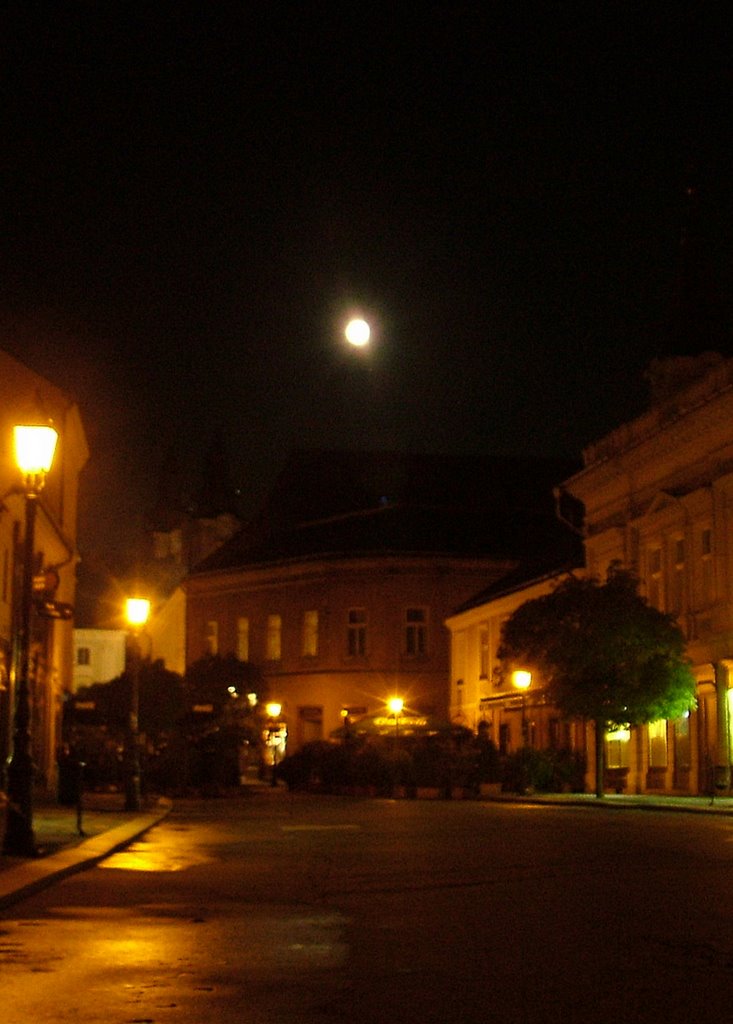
[148,442,187,532]
[192,427,241,519]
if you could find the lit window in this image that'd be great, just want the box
[237,617,250,661]
[405,607,427,656]
[347,608,367,657]
[674,714,691,771]
[205,620,219,656]
[266,614,282,661]
[606,725,631,768]
[648,719,668,768]
[302,610,318,657]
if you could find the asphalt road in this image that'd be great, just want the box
[2,790,733,1023]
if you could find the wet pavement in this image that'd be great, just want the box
[0,790,172,909]
[1,785,733,911]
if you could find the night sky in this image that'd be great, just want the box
[1,5,732,610]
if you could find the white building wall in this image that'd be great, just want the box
[72,628,126,691]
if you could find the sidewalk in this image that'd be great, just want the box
[0,791,171,910]
[480,790,733,814]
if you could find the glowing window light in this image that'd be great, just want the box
[606,725,631,743]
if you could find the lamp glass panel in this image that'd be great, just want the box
[14,425,58,475]
[125,598,151,627]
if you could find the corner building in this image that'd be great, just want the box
[183,452,577,750]
[563,354,733,794]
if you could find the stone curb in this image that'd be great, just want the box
[0,798,172,911]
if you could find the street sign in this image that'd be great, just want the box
[35,599,74,620]
[33,567,60,594]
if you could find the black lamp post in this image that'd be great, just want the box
[123,597,150,812]
[3,424,58,857]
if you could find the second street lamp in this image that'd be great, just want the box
[387,696,404,742]
[3,424,58,857]
[124,597,151,811]
[265,702,283,786]
[512,670,532,746]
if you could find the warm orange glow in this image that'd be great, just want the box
[345,318,370,346]
[125,597,151,628]
[606,725,631,743]
[512,670,532,690]
[266,702,282,718]
[387,696,404,716]
[14,424,58,477]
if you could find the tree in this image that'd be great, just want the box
[74,660,185,737]
[184,654,266,757]
[184,654,264,716]
[497,566,696,797]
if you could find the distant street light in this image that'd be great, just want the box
[124,596,151,811]
[387,696,404,741]
[266,702,283,786]
[512,670,532,746]
[3,424,58,857]
[345,318,371,347]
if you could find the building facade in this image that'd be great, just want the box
[0,349,89,793]
[562,354,733,794]
[448,354,733,796]
[185,546,515,750]
[447,568,588,764]
[72,629,127,691]
[182,452,578,752]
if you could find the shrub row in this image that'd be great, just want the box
[275,737,586,796]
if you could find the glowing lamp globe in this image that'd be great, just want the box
[14,424,58,477]
[125,598,151,628]
[512,670,532,691]
[387,697,404,716]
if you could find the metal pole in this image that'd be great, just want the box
[124,634,141,811]
[3,492,38,856]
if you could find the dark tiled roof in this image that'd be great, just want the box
[451,548,584,615]
[262,449,577,525]
[188,451,581,576]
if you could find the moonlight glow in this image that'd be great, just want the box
[345,318,371,347]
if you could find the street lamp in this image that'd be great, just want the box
[266,702,282,786]
[512,670,532,746]
[387,696,404,742]
[124,596,150,811]
[3,424,58,857]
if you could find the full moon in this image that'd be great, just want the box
[345,318,371,347]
